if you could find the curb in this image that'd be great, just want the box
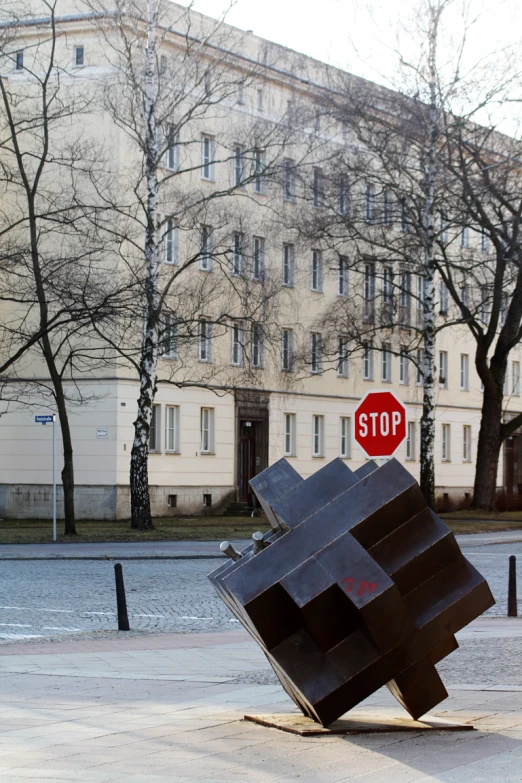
[0,554,224,561]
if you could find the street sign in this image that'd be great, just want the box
[354,390,407,459]
[35,414,55,424]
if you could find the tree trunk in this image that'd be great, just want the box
[54,380,76,535]
[130,439,153,530]
[472,385,504,510]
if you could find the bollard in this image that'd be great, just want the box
[220,541,241,561]
[508,555,517,617]
[251,531,265,555]
[114,563,130,631]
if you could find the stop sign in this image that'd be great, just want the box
[354,390,407,458]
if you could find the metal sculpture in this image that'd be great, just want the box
[209,458,494,727]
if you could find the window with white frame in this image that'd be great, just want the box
[253,149,265,194]
[165,405,180,453]
[230,321,245,366]
[312,415,324,457]
[200,408,215,454]
[337,336,349,378]
[163,220,179,265]
[338,176,349,216]
[148,405,161,452]
[201,135,214,180]
[382,190,393,226]
[400,270,412,324]
[439,212,449,243]
[251,323,263,369]
[232,232,245,276]
[460,354,469,390]
[200,225,213,271]
[198,319,212,362]
[310,333,322,374]
[463,425,472,462]
[416,275,424,323]
[283,159,295,202]
[282,243,294,286]
[500,293,508,325]
[363,344,374,380]
[311,250,323,293]
[281,329,294,371]
[165,125,180,171]
[256,88,263,111]
[399,349,409,384]
[233,144,245,187]
[439,279,448,315]
[237,81,245,105]
[513,361,520,396]
[439,351,448,388]
[461,284,470,308]
[441,423,451,461]
[481,228,489,253]
[365,182,376,222]
[382,265,393,306]
[252,236,265,280]
[461,225,470,248]
[74,45,84,67]
[416,348,424,385]
[406,421,416,460]
[312,167,324,208]
[160,54,168,75]
[340,417,351,458]
[381,343,392,382]
[162,314,177,359]
[400,196,411,232]
[338,255,348,297]
[480,286,490,323]
[284,413,296,456]
[363,262,375,321]
[15,51,23,70]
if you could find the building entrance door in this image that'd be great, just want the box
[505,434,522,499]
[238,420,257,503]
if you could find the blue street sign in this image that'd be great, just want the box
[35,415,55,424]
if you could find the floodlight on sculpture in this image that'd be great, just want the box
[208,458,494,727]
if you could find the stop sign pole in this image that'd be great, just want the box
[353,390,407,461]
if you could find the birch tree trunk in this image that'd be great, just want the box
[129,0,160,530]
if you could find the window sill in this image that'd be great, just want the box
[198,359,213,364]
[442,459,451,463]
[165,451,181,455]
[200,451,216,456]
[201,176,215,183]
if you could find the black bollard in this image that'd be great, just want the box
[508,555,517,618]
[114,563,130,631]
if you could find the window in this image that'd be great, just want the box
[312,167,324,208]
[416,275,424,326]
[440,212,449,243]
[441,423,451,461]
[406,421,416,460]
[284,413,296,456]
[480,286,490,323]
[282,243,294,286]
[165,125,180,171]
[15,51,23,71]
[500,293,508,325]
[312,415,324,457]
[281,329,294,371]
[338,256,348,297]
[198,319,212,362]
[231,321,245,366]
[237,81,245,105]
[338,176,349,216]
[311,250,323,293]
[439,280,448,315]
[461,225,470,248]
[439,351,448,388]
[363,263,375,322]
[365,182,376,223]
[149,405,161,452]
[416,349,424,385]
[160,54,168,75]
[337,337,349,378]
[163,220,179,265]
[513,361,520,396]
[463,425,472,462]
[481,228,489,253]
[381,343,392,382]
[363,344,374,381]
[257,88,263,111]
[340,417,351,458]
[74,45,84,67]
[162,314,177,359]
[200,225,213,271]
[399,270,411,325]
[401,197,411,232]
[252,236,265,280]
[232,232,245,276]
[251,323,263,368]
[233,144,245,187]
[253,149,265,194]
[382,265,393,311]
[310,333,322,374]
[165,406,180,453]
[399,349,409,384]
[460,354,469,391]
[200,408,215,454]
[382,190,393,226]
[461,284,470,308]
[201,135,214,180]
[283,159,295,202]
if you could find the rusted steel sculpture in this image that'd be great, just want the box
[209,458,494,727]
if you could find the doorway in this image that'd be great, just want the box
[238,419,267,503]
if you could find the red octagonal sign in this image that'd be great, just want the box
[354,390,407,459]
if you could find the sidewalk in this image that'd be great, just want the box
[1,529,522,560]
[1,618,522,782]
